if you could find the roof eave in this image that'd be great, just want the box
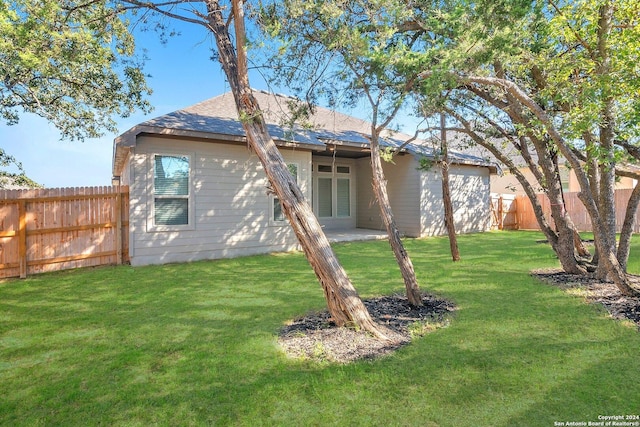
[112,125,324,176]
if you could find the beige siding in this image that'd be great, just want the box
[421,164,491,236]
[451,166,491,233]
[419,168,445,236]
[128,136,311,265]
[356,155,421,237]
[120,152,132,185]
[492,167,636,195]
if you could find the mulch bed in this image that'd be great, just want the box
[278,294,456,364]
[531,268,640,328]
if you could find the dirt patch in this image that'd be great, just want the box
[278,294,456,364]
[531,268,640,328]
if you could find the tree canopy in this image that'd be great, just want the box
[0,148,40,188]
[0,0,152,140]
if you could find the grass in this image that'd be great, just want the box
[1,231,640,426]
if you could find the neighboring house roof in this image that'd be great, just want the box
[113,90,497,176]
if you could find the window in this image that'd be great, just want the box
[315,163,352,218]
[273,163,298,222]
[154,155,190,226]
[317,177,333,217]
[337,178,350,217]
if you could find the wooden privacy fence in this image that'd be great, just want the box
[494,189,640,233]
[0,186,129,279]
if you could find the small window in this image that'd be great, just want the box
[273,164,298,222]
[337,166,350,174]
[318,165,332,173]
[154,155,190,226]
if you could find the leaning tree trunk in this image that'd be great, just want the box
[207,0,390,340]
[440,113,460,261]
[516,128,585,274]
[553,151,590,258]
[369,132,423,306]
[617,177,640,271]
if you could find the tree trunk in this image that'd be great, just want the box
[594,2,620,280]
[207,0,391,340]
[440,113,460,261]
[505,108,584,274]
[573,230,590,258]
[369,131,423,306]
[617,182,640,271]
[553,151,590,258]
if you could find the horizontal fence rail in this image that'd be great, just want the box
[491,189,640,233]
[0,186,129,279]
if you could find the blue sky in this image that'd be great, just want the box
[0,18,418,188]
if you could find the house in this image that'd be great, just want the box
[491,161,638,195]
[112,90,497,266]
[459,142,639,195]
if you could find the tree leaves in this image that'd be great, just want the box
[0,0,152,140]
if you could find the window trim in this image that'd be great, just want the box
[147,152,195,232]
[270,162,300,225]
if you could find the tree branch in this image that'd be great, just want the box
[120,0,210,27]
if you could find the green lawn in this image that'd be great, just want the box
[1,231,639,426]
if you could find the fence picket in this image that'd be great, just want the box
[513,189,640,233]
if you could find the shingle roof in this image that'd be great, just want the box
[112,90,496,176]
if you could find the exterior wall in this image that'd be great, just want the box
[490,169,536,195]
[120,151,132,185]
[419,167,445,236]
[492,166,637,195]
[356,155,422,237]
[421,164,491,236]
[568,172,636,192]
[127,136,311,266]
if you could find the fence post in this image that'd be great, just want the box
[115,189,122,265]
[498,195,504,230]
[18,199,27,278]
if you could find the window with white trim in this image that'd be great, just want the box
[153,154,190,226]
[272,163,298,222]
